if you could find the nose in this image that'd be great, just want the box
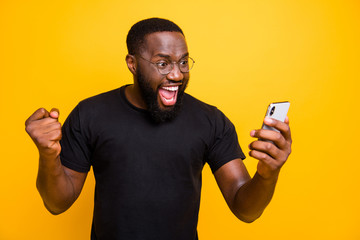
[166,63,184,81]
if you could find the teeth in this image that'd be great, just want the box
[162,86,178,91]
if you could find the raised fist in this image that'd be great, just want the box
[25,108,62,159]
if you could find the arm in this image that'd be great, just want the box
[214,117,292,223]
[26,108,87,215]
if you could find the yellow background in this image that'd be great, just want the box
[1,0,359,239]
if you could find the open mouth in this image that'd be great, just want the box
[158,85,179,106]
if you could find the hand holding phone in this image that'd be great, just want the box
[249,102,292,180]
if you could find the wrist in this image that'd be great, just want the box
[38,151,61,168]
[38,147,60,161]
[255,171,279,185]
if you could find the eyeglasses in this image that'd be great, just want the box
[137,55,195,75]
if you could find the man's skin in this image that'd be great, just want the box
[25,31,292,223]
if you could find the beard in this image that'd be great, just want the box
[136,68,187,124]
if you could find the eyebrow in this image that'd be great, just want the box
[154,52,189,60]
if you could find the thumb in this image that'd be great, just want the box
[50,108,60,119]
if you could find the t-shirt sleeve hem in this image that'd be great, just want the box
[210,153,246,174]
[60,157,91,173]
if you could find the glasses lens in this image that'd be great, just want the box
[156,61,171,75]
[179,58,194,73]
[156,57,195,74]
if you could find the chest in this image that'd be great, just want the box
[87,113,212,181]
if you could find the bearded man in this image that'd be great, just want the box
[25,18,292,240]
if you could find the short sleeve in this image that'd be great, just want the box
[60,105,92,172]
[206,110,245,173]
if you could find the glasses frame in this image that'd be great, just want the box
[137,55,195,75]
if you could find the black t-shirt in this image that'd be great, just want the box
[60,85,245,240]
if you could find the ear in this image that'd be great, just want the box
[126,54,137,75]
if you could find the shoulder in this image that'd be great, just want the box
[183,93,229,122]
[66,87,124,124]
[183,93,219,114]
[78,87,122,108]
[185,93,237,131]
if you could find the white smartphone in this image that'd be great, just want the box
[262,101,290,132]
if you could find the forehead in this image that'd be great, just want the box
[142,31,188,58]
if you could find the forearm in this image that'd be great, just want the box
[232,171,279,223]
[36,155,76,215]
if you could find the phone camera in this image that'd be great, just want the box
[270,106,275,116]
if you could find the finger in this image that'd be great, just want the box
[40,121,62,134]
[263,117,291,142]
[50,108,59,119]
[25,117,59,137]
[30,117,59,129]
[25,108,50,126]
[249,140,280,159]
[284,116,289,124]
[31,127,62,149]
[250,129,287,149]
[249,149,275,166]
[46,129,62,142]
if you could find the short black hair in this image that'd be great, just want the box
[126,18,184,55]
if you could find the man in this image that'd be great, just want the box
[25,18,292,239]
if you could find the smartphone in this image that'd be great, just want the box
[262,101,290,132]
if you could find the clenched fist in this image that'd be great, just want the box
[25,108,62,160]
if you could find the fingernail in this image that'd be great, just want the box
[250,130,255,137]
[51,111,58,118]
[264,117,273,124]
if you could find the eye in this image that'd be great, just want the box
[179,59,189,66]
[156,61,168,69]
